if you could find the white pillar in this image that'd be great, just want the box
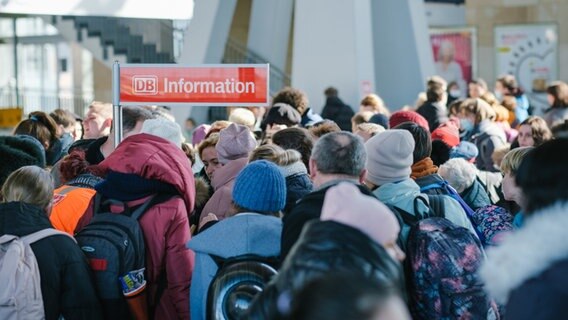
[248,0,294,73]
[372,0,435,110]
[175,0,237,126]
[291,0,376,113]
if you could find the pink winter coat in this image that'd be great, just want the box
[200,157,248,222]
[76,134,195,319]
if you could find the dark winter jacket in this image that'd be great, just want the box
[280,180,372,261]
[321,96,355,131]
[280,161,313,215]
[0,202,102,320]
[481,202,568,320]
[417,101,448,132]
[300,108,323,128]
[247,220,404,320]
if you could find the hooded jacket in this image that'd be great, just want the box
[247,220,404,320]
[75,134,195,320]
[372,178,477,250]
[481,202,568,319]
[0,202,102,320]
[187,213,282,320]
[200,157,248,221]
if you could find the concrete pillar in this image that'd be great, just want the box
[291,0,376,113]
[176,0,237,125]
[248,0,294,73]
[372,0,435,110]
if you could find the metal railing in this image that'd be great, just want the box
[223,38,291,94]
[0,89,93,117]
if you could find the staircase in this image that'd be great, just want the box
[47,16,175,67]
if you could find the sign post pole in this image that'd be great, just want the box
[112,61,122,148]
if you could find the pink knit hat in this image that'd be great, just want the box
[192,124,211,146]
[216,123,257,164]
[321,183,400,246]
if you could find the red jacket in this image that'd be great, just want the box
[76,134,195,319]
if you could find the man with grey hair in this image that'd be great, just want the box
[280,131,369,260]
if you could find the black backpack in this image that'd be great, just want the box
[390,195,446,228]
[388,194,446,248]
[207,255,279,320]
[75,193,173,319]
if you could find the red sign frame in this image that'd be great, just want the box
[117,64,270,106]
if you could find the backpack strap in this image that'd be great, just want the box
[22,228,76,245]
[131,193,176,221]
[420,182,443,193]
[390,205,420,226]
[0,235,18,245]
[426,195,446,218]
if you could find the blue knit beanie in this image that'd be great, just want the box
[232,160,286,213]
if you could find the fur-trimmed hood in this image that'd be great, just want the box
[480,202,568,303]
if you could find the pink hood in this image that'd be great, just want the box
[98,133,195,213]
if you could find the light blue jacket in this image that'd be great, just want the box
[187,213,282,320]
[373,178,477,249]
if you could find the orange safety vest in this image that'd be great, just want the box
[50,185,96,235]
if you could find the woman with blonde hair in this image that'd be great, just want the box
[0,166,101,319]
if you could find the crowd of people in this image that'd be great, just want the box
[1,74,568,320]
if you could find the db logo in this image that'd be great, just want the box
[132,76,158,95]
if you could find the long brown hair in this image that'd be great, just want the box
[13,111,59,149]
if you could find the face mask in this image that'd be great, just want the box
[494,91,503,101]
[450,90,461,98]
[460,118,475,132]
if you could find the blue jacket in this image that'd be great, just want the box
[372,178,477,249]
[187,213,282,320]
[280,161,313,215]
[514,94,530,125]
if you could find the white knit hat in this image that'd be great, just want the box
[140,117,184,149]
[365,129,415,186]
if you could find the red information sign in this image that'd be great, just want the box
[118,64,269,106]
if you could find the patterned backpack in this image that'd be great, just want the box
[405,218,499,320]
[470,205,514,247]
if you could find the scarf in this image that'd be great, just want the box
[411,157,438,179]
[95,170,179,201]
